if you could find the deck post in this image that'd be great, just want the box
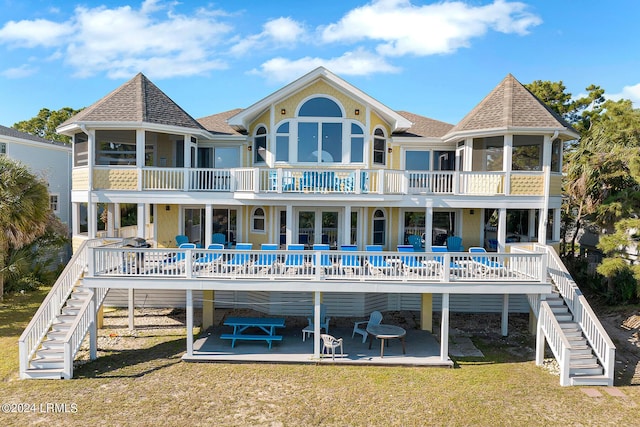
[313,291,321,359]
[128,289,135,330]
[186,289,193,356]
[89,290,97,360]
[440,293,449,362]
[202,290,215,330]
[535,310,545,366]
[420,293,433,332]
[501,294,509,336]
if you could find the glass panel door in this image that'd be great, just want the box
[298,211,315,248]
[321,211,339,248]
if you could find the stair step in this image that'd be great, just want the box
[51,322,72,331]
[22,368,65,380]
[570,374,612,386]
[41,339,65,350]
[47,330,68,340]
[56,315,78,323]
[30,358,65,370]
[35,348,64,359]
[62,307,80,316]
[65,299,85,308]
[569,363,603,376]
[554,314,573,321]
[570,353,597,363]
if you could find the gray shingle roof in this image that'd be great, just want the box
[60,73,205,130]
[197,109,245,135]
[0,124,68,147]
[395,111,453,137]
[447,74,576,135]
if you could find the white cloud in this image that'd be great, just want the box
[321,0,541,56]
[0,1,233,79]
[1,64,38,78]
[230,17,305,56]
[607,83,640,106]
[252,48,400,83]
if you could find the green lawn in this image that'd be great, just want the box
[1,289,638,426]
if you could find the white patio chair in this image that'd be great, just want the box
[352,310,382,343]
[320,334,344,360]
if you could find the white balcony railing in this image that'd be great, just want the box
[87,247,546,283]
[88,166,534,196]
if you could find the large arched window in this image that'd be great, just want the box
[372,209,386,245]
[373,128,386,165]
[254,126,267,164]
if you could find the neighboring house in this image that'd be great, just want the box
[0,125,72,228]
[20,68,616,386]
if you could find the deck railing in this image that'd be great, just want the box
[535,244,615,385]
[89,166,535,196]
[86,247,545,283]
[537,300,572,386]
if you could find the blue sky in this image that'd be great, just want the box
[1,0,639,128]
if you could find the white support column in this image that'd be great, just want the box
[89,290,97,360]
[440,293,450,362]
[87,201,97,239]
[529,209,537,243]
[114,203,121,231]
[106,204,115,237]
[503,134,513,195]
[362,208,368,248]
[497,208,507,252]
[205,204,213,247]
[128,289,135,330]
[539,134,553,245]
[136,130,145,191]
[137,203,145,239]
[501,294,509,336]
[535,309,545,366]
[343,205,351,247]
[72,202,80,236]
[186,289,194,356]
[286,205,293,246]
[553,208,561,242]
[424,202,433,251]
[313,291,321,359]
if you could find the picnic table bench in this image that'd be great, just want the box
[221,317,285,349]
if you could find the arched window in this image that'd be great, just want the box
[252,207,265,232]
[373,128,386,165]
[275,122,289,162]
[298,97,342,117]
[372,209,386,245]
[254,126,267,164]
[351,123,364,163]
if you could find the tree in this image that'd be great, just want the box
[0,157,51,299]
[12,107,81,144]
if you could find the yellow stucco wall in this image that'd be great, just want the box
[549,174,563,196]
[461,209,482,249]
[156,204,180,248]
[72,168,89,191]
[510,174,544,195]
[93,169,138,190]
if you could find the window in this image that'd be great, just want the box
[298,97,342,117]
[405,151,430,170]
[254,126,267,164]
[512,135,543,171]
[50,194,59,212]
[74,132,88,166]
[472,136,503,171]
[372,209,386,245]
[276,122,289,162]
[434,151,455,170]
[95,130,137,166]
[351,123,364,163]
[551,138,562,172]
[0,142,6,155]
[252,207,265,232]
[373,128,386,165]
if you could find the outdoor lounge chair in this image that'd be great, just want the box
[433,245,464,273]
[175,235,189,247]
[252,243,279,273]
[193,243,225,271]
[398,245,440,277]
[469,247,506,275]
[320,334,344,360]
[352,310,383,343]
[312,243,333,273]
[222,243,253,273]
[163,242,195,273]
[212,232,228,248]
[365,245,394,275]
[339,245,362,275]
[283,244,306,274]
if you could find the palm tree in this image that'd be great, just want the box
[0,157,51,299]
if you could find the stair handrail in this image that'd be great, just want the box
[19,238,120,377]
[537,300,572,386]
[535,244,616,386]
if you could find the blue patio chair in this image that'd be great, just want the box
[163,242,195,273]
[212,232,227,248]
[407,235,423,252]
[446,236,464,252]
[398,245,439,277]
[487,239,498,251]
[283,244,306,274]
[175,235,189,247]
[365,245,394,275]
[193,243,224,271]
[469,247,506,275]
[313,243,333,273]
[298,233,310,249]
[252,243,279,273]
[307,303,331,335]
[339,245,362,275]
[223,243,253,273]
[432,245,464,272]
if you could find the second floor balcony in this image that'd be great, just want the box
[75,166,558,197]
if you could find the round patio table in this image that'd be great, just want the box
[366,324,406,358]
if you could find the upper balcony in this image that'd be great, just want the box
[74,166,558,197]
